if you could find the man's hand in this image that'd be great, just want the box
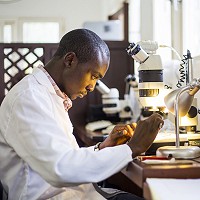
[127,113,164,158]
[99,123,137,149]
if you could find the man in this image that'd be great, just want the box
[0,29,163,200]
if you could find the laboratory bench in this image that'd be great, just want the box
[73,125,200,199]
[122,157,200,199]
[73,124,199,155]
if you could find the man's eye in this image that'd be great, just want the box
[92,75,98,80]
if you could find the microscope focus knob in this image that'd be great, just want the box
[124,106,131,112]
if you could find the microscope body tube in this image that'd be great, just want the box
[126,43,149,63]
[96,80,110,94]
[126,41,165,110]
[96,80,121,115]
[102,88,121,115]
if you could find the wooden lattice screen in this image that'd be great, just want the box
[0,43,58,103]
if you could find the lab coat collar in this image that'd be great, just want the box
[32,66,56,95]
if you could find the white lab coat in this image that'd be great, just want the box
[0,67,133,200]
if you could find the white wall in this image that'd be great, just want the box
[0,0,124,34]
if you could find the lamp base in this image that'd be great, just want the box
[156,146,200,159]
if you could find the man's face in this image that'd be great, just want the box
[61,53,109,100]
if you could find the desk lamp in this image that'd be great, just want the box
[156,78,200,159]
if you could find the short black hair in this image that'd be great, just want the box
[54,28,110,63]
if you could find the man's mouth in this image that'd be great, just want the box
[79,94,84,98]
[78,92,87,98]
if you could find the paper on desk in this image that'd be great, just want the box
[102,124,115,134]
[142,159,193,165]
[153,131,188,143]
[146,178,200,200]
[85,120,112,131]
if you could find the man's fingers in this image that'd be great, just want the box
[148,113,163,121]
[159,122,164,129]
[115,130,128,137]
[125,125,134,136]
[121,130,131,137]
[129,122,137,130]
[151,113,164,131]
[115,131,124,137]
[153,114,164,129]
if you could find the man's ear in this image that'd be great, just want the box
[63,52,77,67]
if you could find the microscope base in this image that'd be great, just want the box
[156,145,200,159]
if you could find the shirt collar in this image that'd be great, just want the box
[38,65,72,111]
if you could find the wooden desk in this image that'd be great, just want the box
[73,126,200,198]
[121,158,200,199]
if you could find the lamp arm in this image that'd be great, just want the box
[174,85,191,148]
[188,78,200,95]
[189,87,200,96]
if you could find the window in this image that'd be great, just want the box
[3,24,12,42]
[0,18,63,95]
[154,0,172,62]
[0,17,64,43]
[22,21,60,43]
[183,0,200,57]
[0,19,17,42]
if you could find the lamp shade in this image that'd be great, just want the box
[164,88,194,117]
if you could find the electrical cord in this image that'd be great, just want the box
[176,53,187,88]
[176,50,192,88]
[159,44,182,89]
[159,44,192,88]
[159,44,182,61]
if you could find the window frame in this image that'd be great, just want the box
[0,17,65,43]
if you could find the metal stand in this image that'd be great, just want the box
[156,145,200,159]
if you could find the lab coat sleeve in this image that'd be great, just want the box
[5,87,133,187]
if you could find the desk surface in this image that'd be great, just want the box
[122,157,200,199]
[122,158,200,188]
[74,125,200,199]
[74,125,200,154]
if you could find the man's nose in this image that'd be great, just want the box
[86,84,95,92]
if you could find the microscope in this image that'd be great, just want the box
[126,40,170,113]
[85,75,138,134]
[95,40,169,124]
[126,41,200,155]
[89,40,200,152]
[95,76,139,123]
